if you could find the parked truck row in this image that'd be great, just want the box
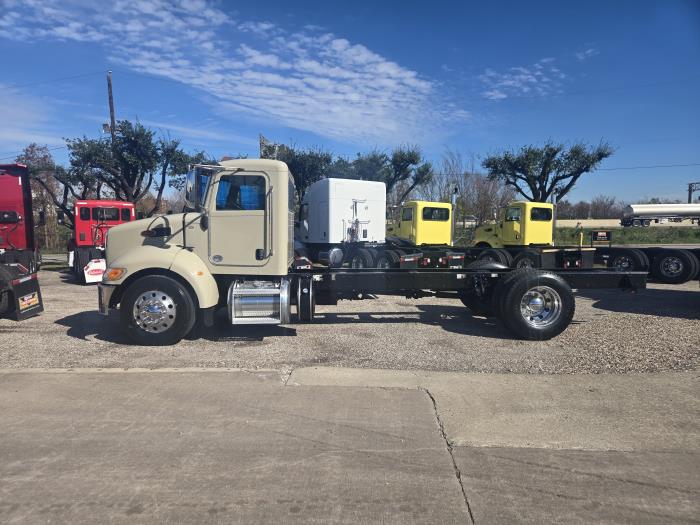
[295,177,700,285]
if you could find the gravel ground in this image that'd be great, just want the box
[0,269,698,373]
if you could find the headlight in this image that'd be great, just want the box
[103,267,126,282]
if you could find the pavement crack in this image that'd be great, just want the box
[421,387,476,524]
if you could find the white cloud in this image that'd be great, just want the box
[0,84,65,155]
[478,58,567,100]
[576,47,599,61]
[0,0,466,145]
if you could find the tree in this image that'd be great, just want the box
[482,141,613,203]
[15,144,70,250]
[262,143,333,198]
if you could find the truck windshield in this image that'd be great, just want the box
[184,168,215,211]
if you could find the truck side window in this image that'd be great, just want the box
[79,207,90,221]
[121,209,131,222]
[505,207,521,222]
[422,207,449,221]
[401,208,413,221]
[216,175,266,211]
[531,207,552,221]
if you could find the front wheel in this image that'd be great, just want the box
[120,275,196,345]
[499,271,575,340]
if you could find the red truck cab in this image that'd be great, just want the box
[69,200,135,284]
[0,163,39,271]
[0,164,43,320]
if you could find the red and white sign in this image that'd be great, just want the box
[83,258,107,284]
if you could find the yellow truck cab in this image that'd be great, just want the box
[394,200,452,246]
[473,201,554,248]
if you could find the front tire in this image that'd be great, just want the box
[120,275,196,346]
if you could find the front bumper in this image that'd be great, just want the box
[98,284,116,315]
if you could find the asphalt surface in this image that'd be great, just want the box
[0,269,698,373]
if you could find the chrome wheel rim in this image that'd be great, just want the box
[612,255,633,270]
[516,258,535,269]
[351,255,366,268]
[519,285,562,328]
[660,257,683,277]
[133,290,176,332]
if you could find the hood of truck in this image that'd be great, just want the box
[105,213,196,267]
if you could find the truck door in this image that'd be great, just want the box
[502,205,522,245]
[398,206,415,243]
[207,172,270,268]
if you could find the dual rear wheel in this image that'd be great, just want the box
[460,269,575,340]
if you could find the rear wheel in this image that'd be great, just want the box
[512,250,540,269]
[120,275,196,345]
[478,248,513,267]
[650,249,698,284]
[609,248,648,271]
[349,248,374,268]
[499,271,575,340]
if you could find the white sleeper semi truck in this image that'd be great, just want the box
[98,160,647,346]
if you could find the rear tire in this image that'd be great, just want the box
[650,249,698,284]
[478,248,513,267]
[120,275,196,346]
[499,270,575,340]
[512,250,540,269]
[349,248,374,268]
[608,248,648,272]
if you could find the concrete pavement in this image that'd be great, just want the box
[0,370,469,524]
[290,367,700,524]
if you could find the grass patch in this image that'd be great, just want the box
[555,227,700,245]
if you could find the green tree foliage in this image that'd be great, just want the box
[482,141,613,202]
[261,141,432,202]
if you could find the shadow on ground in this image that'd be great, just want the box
[316,303,520,340]
[55,310,298,344]
[577,288,700,320]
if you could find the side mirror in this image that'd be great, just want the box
[37,211,46,227]
[200,214,208,231]
[56,211,65,225]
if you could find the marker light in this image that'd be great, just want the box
[104,268,126,281]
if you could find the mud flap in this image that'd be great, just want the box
[83,259,106,284]
[10,273,44,320]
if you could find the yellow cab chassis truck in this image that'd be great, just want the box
[97,160,646,346]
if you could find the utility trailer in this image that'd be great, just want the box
[0,164,44,321]
[97,160,647,346]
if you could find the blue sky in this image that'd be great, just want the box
[1,0,698,202]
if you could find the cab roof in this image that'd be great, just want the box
[218,159,289,172]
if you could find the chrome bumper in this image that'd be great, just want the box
[98,284,116,315]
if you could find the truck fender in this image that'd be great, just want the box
[107,246,219,309]
[168,249,219,308]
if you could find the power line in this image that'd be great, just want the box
[598,162,700,171]
[0,145,67,162]
[4,71,104,90]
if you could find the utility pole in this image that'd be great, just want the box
[106,70,117,148]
